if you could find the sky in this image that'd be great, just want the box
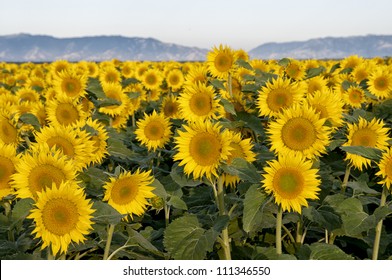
[1,0,392,51]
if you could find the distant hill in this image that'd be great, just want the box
[1,34,392,62]
[0,33,208,62]
[249,35,392,59]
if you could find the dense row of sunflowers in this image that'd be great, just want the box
[0,46,392,260]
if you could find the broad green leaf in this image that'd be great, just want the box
[92,201,123,225]
[241,83,259,93]
[87,77,106,99]
[168,196,188,210]
[150,178,168,199]
[19,113,41,130]
[122,78,139,87]
[107,138,133,159]
[255,246,297,260]
[373,98,392,119]
[170,163,202,187]
[125,91,141,99]
[346,180,379,195]
[329,63,340,73]
[220,98,236,116]
[341,80,356,90]
[235,111,265,136]
[222,158,261,184]
[278,58,291,67]
[243,184,268,233]
[305,66,326,79]
[309,243,354,260]
[303,205,342,232]
[11,198,34,222]
[236,59,253,70]
[373,206,392,223]
[164,215,216,260]
[340,145,382,160]
[97,98,121,107]
[210,79,226,90]
[126,228,163,256]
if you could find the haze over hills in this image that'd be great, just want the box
[0,33,392,62]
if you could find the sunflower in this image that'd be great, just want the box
[376,148,392,189]
[103,169,155,219]
[184,64,208,86]
[343,117,391,171]
[27,180,95,256]
[351,62,371,83]
[367,68,392,99]
[99,66,121,84]
[173,121,232,180]
[98,82,129,117]
[343,86,366,108]
[160,94,181,119]
[33,125,94,171]
[121,61,135,78]
[53,69,87,99]
[0,143,20,199]
[178,83,223,123]
[261,153,321,213]
[221,131,256,187]
[284,60,305,80]
[306,76,328,95]
[166,68,184,92]
[15,87,40,103]
[135,110,172,151]
[306,89,344,129]
[50,60,70,77]
[0,109,20,147]
[46,95,88,127]
[340,55,363,70]
[12,144,77,200]
[267,104,331,159]
[257,77,304,118]
[206,45,236,79]
[77,118,109,165]
[142,68,164,91]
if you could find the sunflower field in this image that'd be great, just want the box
[1,46,392,261]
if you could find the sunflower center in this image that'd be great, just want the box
[374,77,388,91]
[62,78,81,97]
[281,117,316,151]
[163,101,178,117]
[189,132,221,166]
[349,89,362,103]
[29,164,66,197]
[145,74,157,86]
[144,121,165,140]
[42,198,78,236]
[0,119,18,145]
[286,65,300,78]
[111,177,139,205]
[308,82,322,94]
[351,128,377,147]
[214,53,233,73]
[105,72,118,83]
[385,158,392,179]
[169,75,180,85]
[311,104,328,119]
[274,168,304,199]
[267,89,293,112]
[55,103,80,126]
[189,92,212,116]
[46,136,75,158]
[0,157,15,187]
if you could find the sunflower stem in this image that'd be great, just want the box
[276,206,283,255]
[372,185,388,260]
[47,248,54,260]
[295,220,303,244]
[103,224,115,260]
[341,165,351,194]
[164,203,170,227]
[216,176,231,260]
[228,73,233,98]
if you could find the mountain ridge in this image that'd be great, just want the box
[1,33,392,62]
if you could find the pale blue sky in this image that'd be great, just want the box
[1,0,391,50]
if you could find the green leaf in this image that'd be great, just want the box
[309,243,354,260]
[373,206,392,223]
[92,201,123,225]
[243,184,268,233]
[222,158,261,184]
[329,63,340,73]
[170,163,202,187]
[97,98,121,107]
[220,98,236,116]
[236,59,253,70]
[255,246,297,260]
[278,58,291,67]
[241,83,259,93]
[305,66,326,79]
[87,77,106,99]
[125,91,141,99]
[346,180,379,195]
[19,113,41,130]
[122,78,139,87]
[340,145,382,160]
[235,111,265,136]
[341,80,356,91]
[107,138,133,159]
[126,228,163,256]
[150,179,168,199]
[168,196,188,210]
[11,198,34,222]
[164,215,216,260]
[210,79,226,90]
[303,205,342,232]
